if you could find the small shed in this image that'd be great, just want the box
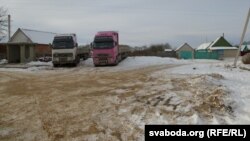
[175,43,194,59]
[6,28,56,63]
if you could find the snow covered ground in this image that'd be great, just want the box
[0,59,8,65]
[0,57,187,72]
[150,59,250,124]
[0,56,250,140]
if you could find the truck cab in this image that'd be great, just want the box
[52,34,79,67]
[92,31,120,66]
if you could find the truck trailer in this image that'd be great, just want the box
[91,31,129,66]
[78,45,91,60]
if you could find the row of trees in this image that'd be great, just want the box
[129,43,173,56]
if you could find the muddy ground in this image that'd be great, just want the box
[0,65,233,141]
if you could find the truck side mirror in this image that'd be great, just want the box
[76,43,78,47]
[49,43,52,48]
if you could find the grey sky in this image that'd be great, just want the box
[1,0,250,47]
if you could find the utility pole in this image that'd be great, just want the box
[8,15,11,40]
[233,8,250,67]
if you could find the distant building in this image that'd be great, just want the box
[175,43,194,59]
[196,36,237,59]
[133,46,147,51]
[6,28,56,63]
[241,44,250,56]
[156,48,176,58]
[241,44,250,63]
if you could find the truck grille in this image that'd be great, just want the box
[97,54,109,57]
[99,59,108,64]
[59,57,67,62]
[54,53,73,57]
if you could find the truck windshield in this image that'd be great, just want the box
[52,36,74,49]
[93,36,114,49]
[93,41,114,49]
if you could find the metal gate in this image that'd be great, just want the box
[179,51,193,59]
[195,51,220,59]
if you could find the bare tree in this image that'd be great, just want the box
[0,7,8,40]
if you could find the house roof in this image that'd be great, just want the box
[9,28,57,44]
[175,43,193,51]
[209,36,221,47]
[196,42,213,50]
[196,36,234,50]
[209,46,238,50]
[241,44,250,51]
[210,36,232,47]
[20,28,57,44]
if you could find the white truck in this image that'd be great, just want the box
[52,34,80,67]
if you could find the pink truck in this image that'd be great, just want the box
[91,31,129,66]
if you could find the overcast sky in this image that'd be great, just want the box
[1,0,250,47]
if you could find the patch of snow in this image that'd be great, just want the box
[78,57,191,73]
[27,66,52,71]
[0,59,8,65]
[27,61,52,66]
[196,42,212,50]
[165,61,250,124]
[117,57,188,70]
[80,58,94,67]
[238,59,250,70]
[210,47,238,50]
[114,89,127,94]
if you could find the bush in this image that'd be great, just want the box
[242,53,250,64]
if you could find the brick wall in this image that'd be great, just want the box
[34,44,52,57]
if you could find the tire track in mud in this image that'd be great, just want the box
[0,64,234,140]
[0,65,178,141]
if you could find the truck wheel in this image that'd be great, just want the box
[114,58,118,66]
[77,56,80,63]
[72,62,78,67]
[72,57,79,67]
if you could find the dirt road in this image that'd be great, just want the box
[0,65,233,141]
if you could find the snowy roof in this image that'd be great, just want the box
[241,45,250,51]
[175,43,193,51]
[209,36,221,47]
[164,49,173,52]
[196,36,233,50]
[209,46,238,50]
[175,43,185,51]
[20,28,57,44]
[196,42,212,50]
